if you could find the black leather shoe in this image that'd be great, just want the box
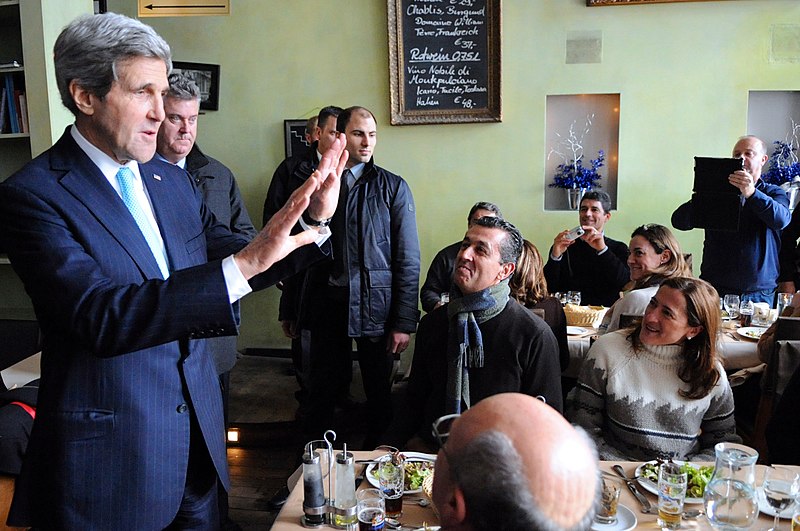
[266,485,290,511]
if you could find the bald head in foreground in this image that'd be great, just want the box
[432,393,599,531]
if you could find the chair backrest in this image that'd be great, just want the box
[0,319,40,373]
[752,316,800,462]
[773,316,800,341]
[618,314,641,329]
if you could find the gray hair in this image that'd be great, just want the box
[738,135,768,156]
[468,201,503,222]
[454,429,600,531]
[54,13,172,117]
[472,216,523,266]
[167,72,200,101]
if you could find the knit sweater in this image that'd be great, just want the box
[566,330,740,461]
[598,286,658,335]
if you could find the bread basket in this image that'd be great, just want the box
[564,303,608,328]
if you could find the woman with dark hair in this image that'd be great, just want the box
[567,277,740,461]
[599,223,692,334]
[510,239,569,371]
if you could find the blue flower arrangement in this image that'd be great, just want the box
[762,140,800,186]
[549,150,605,189]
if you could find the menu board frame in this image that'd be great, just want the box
[387,0,502,125]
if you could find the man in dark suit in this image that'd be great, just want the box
[156,72,258,530]
[0,13,346,530]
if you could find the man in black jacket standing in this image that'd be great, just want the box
[263,106,343,410]
[266,106,420,444]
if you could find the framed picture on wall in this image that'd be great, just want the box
[587,0,719,4]
[171,61,220,111]
[284,120,312,159]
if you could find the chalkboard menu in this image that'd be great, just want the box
[388,0,501,125]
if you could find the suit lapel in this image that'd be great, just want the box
[53,132,164,280]
[140,160,194,272]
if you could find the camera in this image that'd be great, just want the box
[564,226,585,241]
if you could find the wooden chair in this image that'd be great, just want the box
[0,474,26,530]
[750,316,800,462]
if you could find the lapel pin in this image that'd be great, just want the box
[153,174,162,181]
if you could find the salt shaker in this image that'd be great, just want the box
[332,444,357,528]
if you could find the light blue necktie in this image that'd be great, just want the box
[116,167,170,279]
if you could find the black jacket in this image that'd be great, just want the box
[264,153,420,337]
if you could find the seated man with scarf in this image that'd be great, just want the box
[385,216,563,451]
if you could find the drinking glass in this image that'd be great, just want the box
[357,488,385,530]
[739,298,754,328]
[763,466,800,531]
[777,292,793,317]
[723,294,741,321]
[658,462,687,530]
[567,291,582,306]
[377,455,404,518]
[595,481,621,524]
[792,495,800,531]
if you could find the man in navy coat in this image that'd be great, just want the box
[0,13,346,530]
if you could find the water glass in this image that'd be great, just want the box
[723,294,740,321]
[792,495,800,531]
[595,481,621,524]
[763,466,800,531]
[658,462,687,530]
[357,488,385,530]
[567,291,582,305]
[777,292,793,317]
[377,455,404,518]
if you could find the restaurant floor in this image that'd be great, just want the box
[226,355,370,530]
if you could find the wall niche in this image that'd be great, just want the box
[544,94,620,211]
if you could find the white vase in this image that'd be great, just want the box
[566,187,586,210]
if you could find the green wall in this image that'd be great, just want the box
[103,0,800,350]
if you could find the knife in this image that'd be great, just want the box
[611,464,652,513]
[355,464,366,489]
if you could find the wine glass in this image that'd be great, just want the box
[763,466,800,531]
[723,294,740,321]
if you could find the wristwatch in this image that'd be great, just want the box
[302,211,332,228]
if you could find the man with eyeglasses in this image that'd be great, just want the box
[430,393,599,530]
[386,217,562,451]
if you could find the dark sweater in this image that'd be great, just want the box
[543,237,630,307]
[391,299,563,446]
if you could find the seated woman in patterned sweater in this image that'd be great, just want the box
[567,277,740,461]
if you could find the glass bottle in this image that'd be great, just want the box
[302,450,326,527]
[703,442,759,530]
[333,447,357,528]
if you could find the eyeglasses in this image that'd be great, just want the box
[431,413,461,482]
[431,413,460,448]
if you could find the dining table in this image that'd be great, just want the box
[565,324,763,379]
[270,452,796,530]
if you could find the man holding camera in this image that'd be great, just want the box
[543,190,629,307]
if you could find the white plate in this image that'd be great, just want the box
[591,503,637,531]
[634,461,707,505]
[757,485,796,519]
[365,452,436,494]
[737,326,767,340]
[567,326,588,336]
[412,527,440,531]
